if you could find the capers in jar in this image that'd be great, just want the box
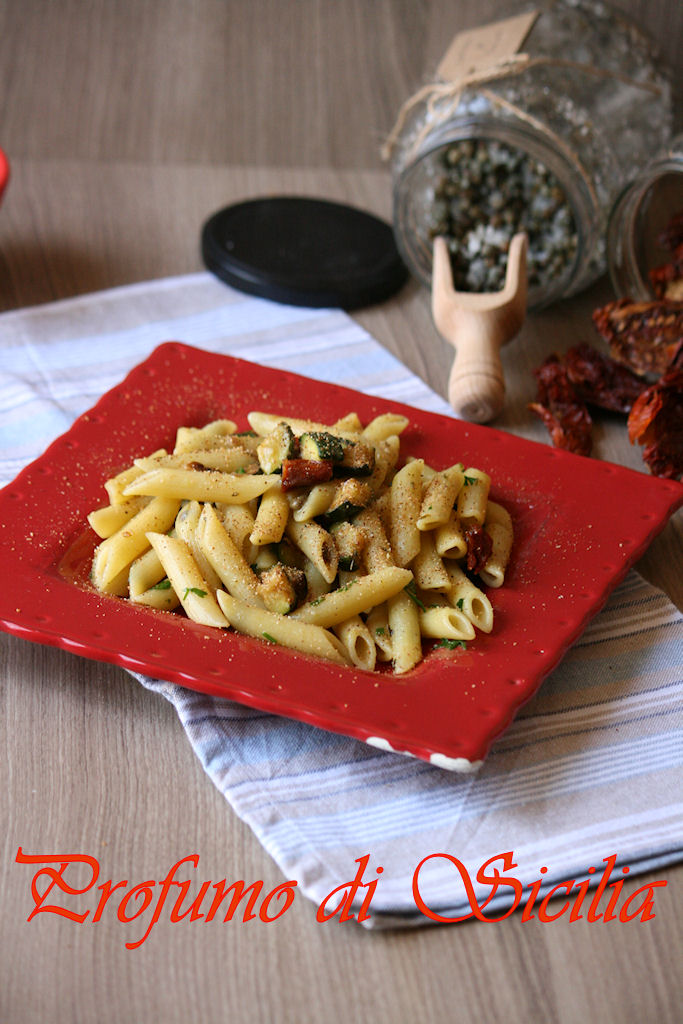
[429,139,578,293]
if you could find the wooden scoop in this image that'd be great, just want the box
[431,232,528,423]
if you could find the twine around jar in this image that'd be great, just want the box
[381,53,664,171]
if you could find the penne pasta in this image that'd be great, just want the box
[196,504,264,607]
[418,605,475,641]
[410,530,450,591]
[434,511,468,560]
[286,519,338,584]
[250,487,290,546]
[417,464,464,530]
[388,589,422,674]
[123,468,280,504]
[174,420,237,453]
[365,604,393,662]
[361,412,409,441]
[85,410,512,675]
[91,496,181,588]
[87,496,150,538]
[216,591,349,667]
[479,501,514,588]
[146,532,228,628]
[456,468,491,526]
[292,566,412,628]
[333,616,377,671]
[389,459,423,567]
[444,562,494,633]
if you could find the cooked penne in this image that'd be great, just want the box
[87,496,150,538]
[417,464,464,530]
[410,530,450,591]
[250,487,290,546]
[333,616,377,671]
[91,496,181,587]
[196,504,264,607]
[479,501,514,588]
[456,468,491,526]
[389,459,423,567]
[135,447,255,474]
[418,605,475,641]
[128,544,180,610]
[388,589,422,674]
[128,545,167,598]
[221,504,258,561]
[104,455,163,505]
[146,532,228,628]
[216,591,349,666]
[175,501,223,593]
[365,604,393,662]
[286,519,338,584]
[434,512,468,560]
[362,412,409,441]
[247,411,357,441]
[444,562,494,633]
[123,468,280,503]
[174,419,237,453]
[292,567,412,628]
[86,410,512,675]
[289,481,336,522]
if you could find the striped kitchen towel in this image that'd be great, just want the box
[1,273,681,926]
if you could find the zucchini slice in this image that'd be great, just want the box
[259,563,308,615]
[334,440,376,477]
[321,479,372,525]
[257,423,298,473]
[299,431,350,463]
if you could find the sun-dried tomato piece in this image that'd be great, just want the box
[564,342,645,413]
[529,355,593,456]
[658,209,683,252]
[627,360,683,479]
[281,458,333,491]
[592,298,683,376]
[464,523,493,575]
[649,243,683,301]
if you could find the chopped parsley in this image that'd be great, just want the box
[262,632,278,645]
[437,638,467,650]
[404,580,426,611]
[375,626,386,636]
[183,587,207,600]
[463,474,477,486]
[456,598,465,611]
[151,579,172,590]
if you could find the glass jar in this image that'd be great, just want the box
[388,1,672,308]
[607,133,683,300]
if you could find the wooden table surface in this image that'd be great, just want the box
[1,3,681,1022]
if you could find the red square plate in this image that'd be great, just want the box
[1,342,681,769]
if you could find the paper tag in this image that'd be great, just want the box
[437,11,538,80]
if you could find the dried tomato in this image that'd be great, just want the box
[281,458,333,491]
[464,523,493,575]
[564,342,645,413]
[528,355,593,456]
[649,243,683,301]
[627,361,683,479]
[592,298,683,376]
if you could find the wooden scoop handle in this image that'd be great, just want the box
[447,315,506,423]
[432,234,527,424]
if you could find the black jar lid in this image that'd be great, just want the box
[201,196,408,310]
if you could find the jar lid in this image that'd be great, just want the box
[201,196,408,310]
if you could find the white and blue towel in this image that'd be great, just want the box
[1,273,681,926]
